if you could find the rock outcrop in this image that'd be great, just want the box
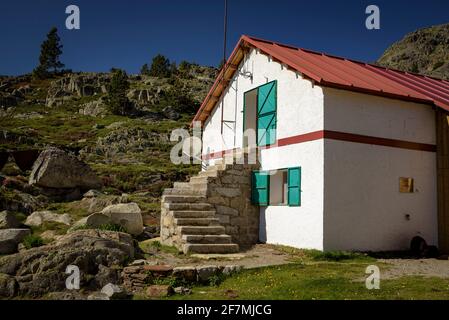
[0,229,135,298]
[378,23,449,80]
[28,147,102,190]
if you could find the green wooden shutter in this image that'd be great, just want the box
[257,81,277,146]
[252,171,270,206]
[288,167,301,206]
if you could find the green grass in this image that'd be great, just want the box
[139,240,182,256]
[71,223,127,233]
[170,262,449,300]
[269,245,376,264]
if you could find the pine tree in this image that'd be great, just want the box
[149,54,171,78]
[106,69,131,115]
[140,63,150,75]
[33,27,64,78]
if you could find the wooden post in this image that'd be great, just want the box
[436,108,449,253]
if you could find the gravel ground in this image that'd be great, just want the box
[379,258,449,279]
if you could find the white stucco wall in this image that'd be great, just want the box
[259,141,324,250]
[323,88,438,251]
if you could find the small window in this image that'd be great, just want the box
[269,170,288,205]
[252,167,302,207]
[399,177,414,193]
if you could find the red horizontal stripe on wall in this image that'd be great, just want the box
[202,130,436,160]
[324,130,436,152]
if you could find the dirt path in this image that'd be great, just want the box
[144,243,292,269]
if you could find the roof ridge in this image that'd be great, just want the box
[243,35,448,83]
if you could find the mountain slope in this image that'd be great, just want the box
[378,23,449,80]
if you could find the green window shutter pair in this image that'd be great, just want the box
[251,167,301,206]
[257,81,277,147]
[287,167,302,206]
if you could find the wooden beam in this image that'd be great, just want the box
[437,108,449,253]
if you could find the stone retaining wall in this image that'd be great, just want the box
[206,162,260,247]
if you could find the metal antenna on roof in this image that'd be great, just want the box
[220,0,228,135]
[223,0,228,69]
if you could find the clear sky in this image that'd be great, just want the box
[1,0,449,75]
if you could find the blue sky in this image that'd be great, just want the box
[1,0,448,75]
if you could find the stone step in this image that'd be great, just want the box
[164,202,213,211]
[172,182,208,192]
[171,210,215,218]
[182,243,239,254]
[162,195,206,203]
[174,217,220,226]
[173,182,206,189]
[164,188,206,197]
[189,176,211,184]
[197,170,219,178]
[178,226,225,235]
[182,234,232,244]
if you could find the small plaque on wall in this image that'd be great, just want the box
[399,177,414,193]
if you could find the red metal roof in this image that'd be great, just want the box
[193,35,449,125]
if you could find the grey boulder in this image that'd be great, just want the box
[29,147,102,190]
[25,210,72,227]
[0,229,31,254]
[101,283,126,299]
[0,211,20,229]
[101,203,143,235]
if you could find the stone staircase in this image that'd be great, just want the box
[161,154,260,254]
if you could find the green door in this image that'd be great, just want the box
[257,81,277,146]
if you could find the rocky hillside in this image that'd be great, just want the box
[378,23,449,80]
[0,63,216,231]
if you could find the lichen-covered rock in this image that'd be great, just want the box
[101,283,126,299]
[25,210,72,227]
[0,273,17,298]
[196,265,219,283]
[101,203,143,235]
[28,147,102,190]
[0,229,31,254]
[0,229,134,298]
[146,284,173,297]
[0,211,20,229]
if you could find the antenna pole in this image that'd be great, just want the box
[220,0,228,135]
[223,0,228,69]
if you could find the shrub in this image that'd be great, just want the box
[22,234,44,249]
[209,274,225,287]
